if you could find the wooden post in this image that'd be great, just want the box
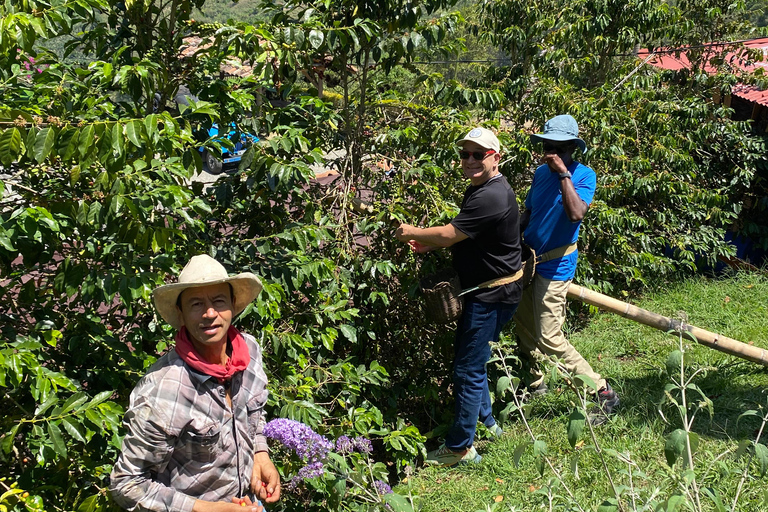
[567,283,768,367]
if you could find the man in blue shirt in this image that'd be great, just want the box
[515,115,619,425]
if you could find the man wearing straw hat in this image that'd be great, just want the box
[110,255,280,512]
[395,127,523,467]
[515,114,619,425]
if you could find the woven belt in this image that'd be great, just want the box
[536,242,577,264]
[457,267,525,297]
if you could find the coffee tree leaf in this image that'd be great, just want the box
[61,391,88,414]
[0,128,22,166]
[47,421,67,458]
[33,126,56,163]
[61,416,86,444]
[34,395,58,416]
[0,424,20,454]
[76,494,99,512]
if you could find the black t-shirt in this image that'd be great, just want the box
[450,175,522,304]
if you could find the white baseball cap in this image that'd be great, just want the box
[456,127,501,153]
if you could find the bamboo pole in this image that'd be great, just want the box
[567,283,768,367]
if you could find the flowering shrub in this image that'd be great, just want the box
[263,419,413,512]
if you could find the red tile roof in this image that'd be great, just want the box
[639,38,768,106]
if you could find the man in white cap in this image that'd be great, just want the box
[395,127,523,466]
[110,255,280,512]
[515,114,619,425]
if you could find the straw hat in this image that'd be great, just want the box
[153,255,262,329]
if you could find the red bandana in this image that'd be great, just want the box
[174,326,250,383]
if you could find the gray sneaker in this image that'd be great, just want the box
[425,444,482,467]
[487,423,503,439]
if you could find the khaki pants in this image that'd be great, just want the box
[514,274,606,391]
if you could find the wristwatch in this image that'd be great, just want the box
[558,171,572,180]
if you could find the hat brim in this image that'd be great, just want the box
[153,273,262,329]
[531,133,587,154]
[455,137,499,151]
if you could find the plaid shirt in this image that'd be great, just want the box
[109,332,269,512]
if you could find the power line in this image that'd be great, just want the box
[410,37,766,66]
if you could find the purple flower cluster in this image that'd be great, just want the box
[373,480,393,495]
[263,418,333,464]
[335,435,373,454]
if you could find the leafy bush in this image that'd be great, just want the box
[1,0,767,511]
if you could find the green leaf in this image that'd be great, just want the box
[61,391,88,414]
[597,499,619,512]
[327,477,346,510]
[86,390,114,409]
[702,487,727,512]
[58,127,80,161]
[111,122,124,157]
[496,376,511,397]
[309,29,324,48]
[683,431,699,464]
[0,424,20,454]
[78,124,94,159]
[567,408,586,448]
[574,374,597,391]
[35,395,58,416]
[664,428,687,466]
[512,441,531,467]
[34,127,56,163]
[0,128,22,166]
[666,349,684,377]
[47,421,67,458]
[339,324,357,343]
[125,120,143,147]
[61,416,87,443]
[76,494,100,512]
[533,439,547,476]
[383,493,413,512]
[755,442,768,477]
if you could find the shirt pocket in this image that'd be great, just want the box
[178,424,222,464]
[246,398,263,439]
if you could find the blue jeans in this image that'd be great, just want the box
[444,299,518,450]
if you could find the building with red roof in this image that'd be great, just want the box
[639,37,768,131]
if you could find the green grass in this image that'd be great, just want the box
[398,272,768,511]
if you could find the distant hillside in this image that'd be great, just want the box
[193,0,268,24]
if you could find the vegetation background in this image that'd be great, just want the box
[1,0,768,510]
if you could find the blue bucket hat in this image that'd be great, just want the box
[530,114,587,154]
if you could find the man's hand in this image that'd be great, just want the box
[395,223,416,242]
[408,240,436,253]
[542,153,568,174]
[251,451,281,504]
[192,497,262,512]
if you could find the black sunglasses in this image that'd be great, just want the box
[542,142,572,152]
[459,149,495,160]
